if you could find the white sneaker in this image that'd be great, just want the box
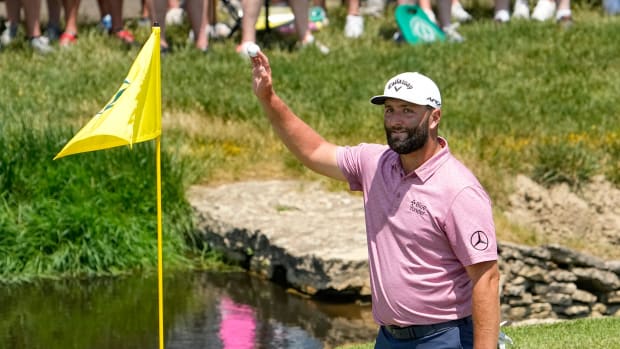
[442,23,464,42]
[165,7,185,25]
[202,23,232,39]
[423,8,438,24]
[532,0,556,21]
[344,14,364,38]
[555,8,572,20]
[214,23,232,38]
[513,0,530,19]
[30,36,54,54]
[494,9,511,22]
[1,22,17,46]
[451,2,473,22]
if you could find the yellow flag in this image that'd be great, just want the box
[54,27,162,160]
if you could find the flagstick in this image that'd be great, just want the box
[53,24,165,346]
[156,136,165,349]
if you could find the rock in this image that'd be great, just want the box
[572,268,620,292]
[549,282,577,295]
[546,293,572,306]
[572,289,598,304]
[546,244,606,269]
[561,305,591,317]
[549,270,578,283]
[607,260,620,275]
[604,291,620,304]
[188,180,371,297]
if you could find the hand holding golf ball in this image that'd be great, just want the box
[247,43,260,58]
[248,42,272,101]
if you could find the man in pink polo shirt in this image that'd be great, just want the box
[249,51,500,348]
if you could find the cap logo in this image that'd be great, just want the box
[387,79,413,91]
[426,97,441,107]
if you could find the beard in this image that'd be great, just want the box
[385,117,429,154]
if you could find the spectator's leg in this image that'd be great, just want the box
[4,0,22,25]
[62,0,80,34]
[141,0,150,20]
[150,0,169,47]
[436,0,450,27]
[23,0,54,52]
[437,0,464,41]
[22,0,43,38]
[59,0,80,46]
[108,0,136,43]
[2,0,21,45]
[97,0,110,17]
[288,0,310,43]
[239,0,261,45]
[185,0,209,51]
[108,0,124,32]
[207,0,216,28]
[46,0,62,40]
[347,0,359,14]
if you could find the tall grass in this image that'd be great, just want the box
[1,4,620,280]
[0,124,204,282]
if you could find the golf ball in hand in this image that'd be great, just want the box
[247,43,260,58]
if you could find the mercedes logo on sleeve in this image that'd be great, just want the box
[470,231,489,251]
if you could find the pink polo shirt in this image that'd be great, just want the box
[336,137,498,326]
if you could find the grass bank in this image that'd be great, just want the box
[1,4,619,281]
[335,316,620,348]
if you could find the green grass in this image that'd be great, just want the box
[1,4,620,281]
[0,125,215,282]
[336,317,620,349]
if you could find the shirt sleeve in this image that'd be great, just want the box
[444,186,498,266]
[336,145,364,191]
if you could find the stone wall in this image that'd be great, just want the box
[499,242,620,321]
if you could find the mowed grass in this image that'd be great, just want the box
[335,316,620,348]
[1,3,620,282]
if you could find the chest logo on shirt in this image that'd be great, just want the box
[409,199,427,216]
[470,231,489,251]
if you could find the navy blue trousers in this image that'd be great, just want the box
[374,317,474,349]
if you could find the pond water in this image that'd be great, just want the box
[0,271,377,349]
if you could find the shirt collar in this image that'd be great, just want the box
[390,137,450,181]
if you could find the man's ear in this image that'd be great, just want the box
[430,109,442,128]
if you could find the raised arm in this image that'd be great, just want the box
[250,51,346,182]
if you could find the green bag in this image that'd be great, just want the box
[395,5,446,44]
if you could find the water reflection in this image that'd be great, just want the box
[0,271,376,349]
